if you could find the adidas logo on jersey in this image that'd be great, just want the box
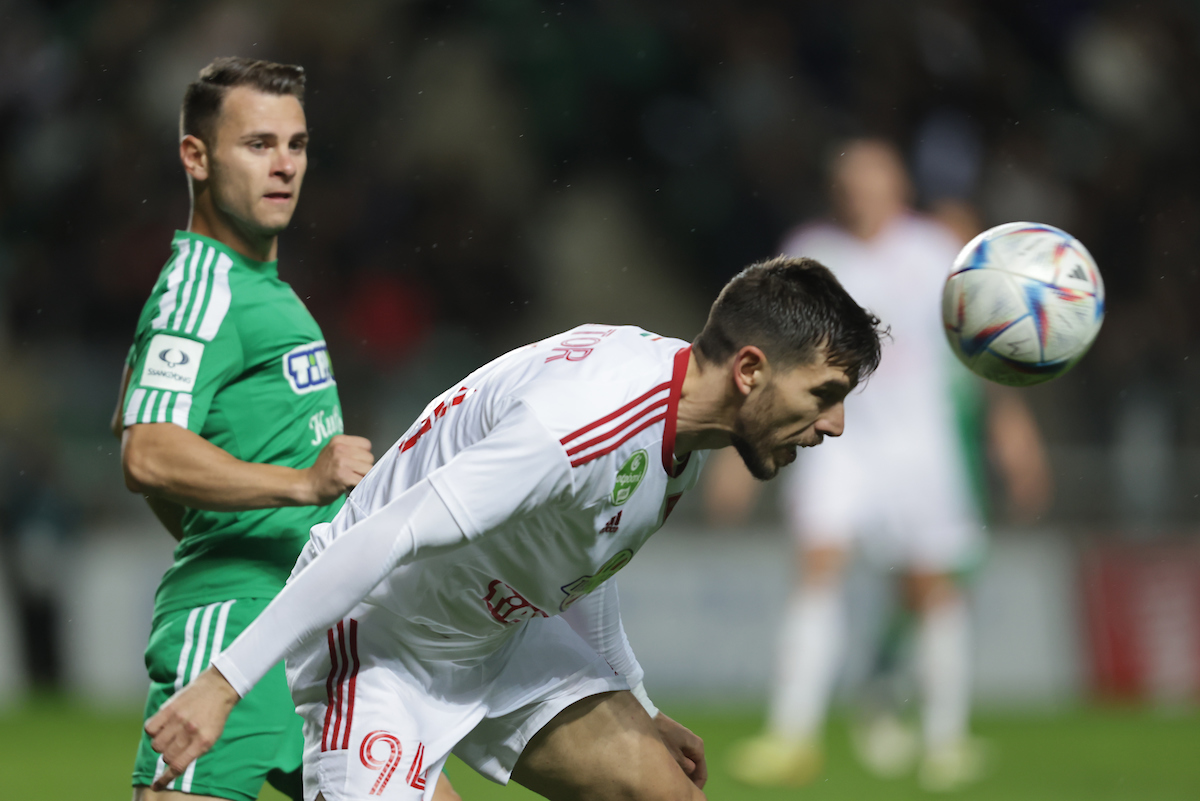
[600,511,622,534]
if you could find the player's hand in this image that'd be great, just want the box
[653,711,708,789]
[303,435,374,505]
[146,666,240,790]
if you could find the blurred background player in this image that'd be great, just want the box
[111,58,388,801]
[716,138,1052,792]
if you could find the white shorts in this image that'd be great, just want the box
[785,430,984,572]
[286,610,626,801]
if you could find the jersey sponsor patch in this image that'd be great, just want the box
[612,449,648,505]
[140,334,205,392]
[483,579,549,624]
[283,340,336,394]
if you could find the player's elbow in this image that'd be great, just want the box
[122,429,164,495]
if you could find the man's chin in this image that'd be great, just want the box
[251,208,296,236]
[731,436,778,481]
[257,219,292,237]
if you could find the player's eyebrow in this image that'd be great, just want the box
[813,378,851,400]
[240,130,309,142]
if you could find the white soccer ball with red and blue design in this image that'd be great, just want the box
[942,221,1105,386]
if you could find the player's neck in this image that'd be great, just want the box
[188,190,279,262]
[673,351,736,456]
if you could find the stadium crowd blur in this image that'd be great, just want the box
[2,0,1199,689]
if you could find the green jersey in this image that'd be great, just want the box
[124,231,345,615]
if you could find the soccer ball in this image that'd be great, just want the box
[942,221,1105,386]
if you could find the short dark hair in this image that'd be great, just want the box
[181,57,306,147]
[693,256,885,384]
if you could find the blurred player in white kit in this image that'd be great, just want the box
[140,256,887,801]
[721,139,1051,792]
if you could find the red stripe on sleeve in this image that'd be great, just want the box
[560,382,670,446]
[570,413,667,467]
[564,398,669,457]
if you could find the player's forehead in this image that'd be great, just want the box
[214,86,307,141]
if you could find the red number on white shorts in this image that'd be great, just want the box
[360,730,402,796]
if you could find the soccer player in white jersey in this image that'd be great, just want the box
[720,139,1051,791]
[142,256,885,801]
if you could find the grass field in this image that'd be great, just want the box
[2,696,1197,800]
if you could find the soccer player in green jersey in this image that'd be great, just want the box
[112,58,378,801]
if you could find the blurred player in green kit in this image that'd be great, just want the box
[111,57,460,801]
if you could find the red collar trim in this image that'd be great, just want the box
[662,346,691,477]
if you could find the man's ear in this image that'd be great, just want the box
[732,346,767,397]
[180,135,210,182]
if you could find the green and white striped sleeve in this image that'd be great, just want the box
[124,238,243,433]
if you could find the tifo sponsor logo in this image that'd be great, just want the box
[612,449,648,505]
[544,327,616,363]
[140,333,204,392]
[309,406,345,446]
[483,579,548,624]
[283,340,336,394]
[559,549,634,611]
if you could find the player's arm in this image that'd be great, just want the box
[146,401,572,788]
[120,319,372,511]
[122,423,372,510]
[562,582,653,712]
[113,361,187,539]
[561,582,708,787]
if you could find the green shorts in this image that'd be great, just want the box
[132,597,303,801]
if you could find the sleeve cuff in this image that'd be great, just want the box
[631,680,658,719]
[210,653,252,698]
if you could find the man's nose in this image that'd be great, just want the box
[273,150,296,179]
[816,403,845,438]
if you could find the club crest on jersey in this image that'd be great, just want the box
[559,549,634,611]
[612,449,648,506]
[283,340,336,394]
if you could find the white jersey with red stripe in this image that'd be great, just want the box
[304,324,707,660]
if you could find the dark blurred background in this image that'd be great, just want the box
[2,0,1200,727]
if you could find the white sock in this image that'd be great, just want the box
[917,597,970,750]
[767,583,843,741]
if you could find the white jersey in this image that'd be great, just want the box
[204,326,712,797]
[313,324,707,658]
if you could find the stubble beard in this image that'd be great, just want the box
[730,388,781,481]
[731,430,777,481]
